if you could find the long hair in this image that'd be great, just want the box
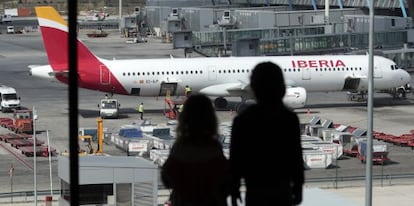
[176,94,218,142]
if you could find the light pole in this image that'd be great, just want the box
[119,0,122,31]
[32,106,38,206]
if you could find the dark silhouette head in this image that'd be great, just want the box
[250,62,286,103]
[176,94,218,142]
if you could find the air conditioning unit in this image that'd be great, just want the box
[223,10,230,20]
[219,10,232,25]
[171,8,179,17]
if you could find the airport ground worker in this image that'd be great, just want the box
[178,104,184,113]
[184,85,192,97]
[138,102,144,120]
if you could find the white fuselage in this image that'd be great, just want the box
[100,55,409,97]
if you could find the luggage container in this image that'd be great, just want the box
[307,124,325,137]
[149,149,170,166]
[303,150,333,169]
[321,128,337,142]
[144,128,174,150]
[331,131,359,156]
[111,125,153,156]
[301,135,322,143]
[357,139,389,164]
[309,141,343,159]
[352,128,367,138]
[334,124,349,132]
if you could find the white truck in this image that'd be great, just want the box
[97,98,120,118]
[0,85,21,113]
[0,14,12,23]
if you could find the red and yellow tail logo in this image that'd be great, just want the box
[35,6,100,72]
[35,6,127,94]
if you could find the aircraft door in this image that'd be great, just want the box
[374,65,383,79]
[100,65,111,85]
[159,82,178,96]
[208,66,217,81]
[301,68,311,80]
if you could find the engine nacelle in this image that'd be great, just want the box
[283,87,307,109]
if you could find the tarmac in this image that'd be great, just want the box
[1,31,414,205]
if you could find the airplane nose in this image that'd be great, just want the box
[402,69,411,84]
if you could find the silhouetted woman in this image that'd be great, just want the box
[161,94,230,206]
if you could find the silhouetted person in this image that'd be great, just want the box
[230,62,304,206]
[161,94,231,206]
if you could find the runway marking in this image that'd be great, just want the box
[0,142,33,170]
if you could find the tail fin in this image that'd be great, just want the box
[35,6,128,95]
[35,6,101,72]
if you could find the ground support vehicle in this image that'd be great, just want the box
[1,14,12,23]
[302,149,333,169]
[8,138,43,149]
[0,132,56,157]
[357,139,390,165]
[149,149,170,166]
[332,132,360,156]
[8,110,33,134]
[0,85,21,113]
[305,141,344,160]
[19,145,56,157]
[0,117,14,128]
[163,98,185,120]
[346,91,367,102]
[144,128,175,150]
[0,133,31,143]
[111,125,153,156]
[97,98,120,119]
[77,117,106,155]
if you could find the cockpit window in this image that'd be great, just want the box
[391,65,399,70]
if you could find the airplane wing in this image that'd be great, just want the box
[199,82,250,96]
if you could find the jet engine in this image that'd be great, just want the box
[283,87,307,109]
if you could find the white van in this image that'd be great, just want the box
[0,85,21,112]
[98,98,120,118]
[6,25,14,34]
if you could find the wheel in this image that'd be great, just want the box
[214,97,227,109]
[398,88,406,98]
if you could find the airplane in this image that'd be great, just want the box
[29,6,411,111]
